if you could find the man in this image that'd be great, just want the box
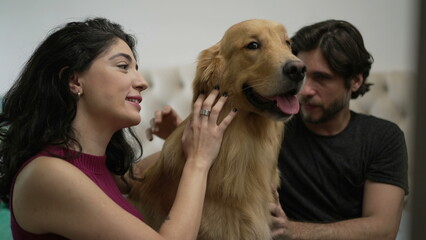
[270,20,409,239]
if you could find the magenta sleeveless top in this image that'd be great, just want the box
[10,146,143,239]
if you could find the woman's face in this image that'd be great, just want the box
[75,39,148,131]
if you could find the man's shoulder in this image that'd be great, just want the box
[352,111,399,126]
[350,111,403,135]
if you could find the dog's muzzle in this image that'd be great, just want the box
[243,83,301,120]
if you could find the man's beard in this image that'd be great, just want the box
[300,97,348,124]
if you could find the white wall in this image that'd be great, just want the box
[0,0,418,95]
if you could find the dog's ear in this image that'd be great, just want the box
[192,42,224,102]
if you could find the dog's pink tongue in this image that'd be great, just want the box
[273,95,300,115]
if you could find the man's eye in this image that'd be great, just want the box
[313,74,329,82]
[246,42,260,50]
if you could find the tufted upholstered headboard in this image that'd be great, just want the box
[135,63,197,157]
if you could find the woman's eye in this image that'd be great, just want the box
[118,64,129,70]
[246,42,260,50]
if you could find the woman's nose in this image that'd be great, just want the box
[133,72,149,92]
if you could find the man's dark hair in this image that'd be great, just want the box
[291,19,374,99]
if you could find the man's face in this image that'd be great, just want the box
[297,48,352,124]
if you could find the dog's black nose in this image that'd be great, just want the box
[283,60,306,83]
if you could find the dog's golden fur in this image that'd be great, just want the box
[129,19,304,240]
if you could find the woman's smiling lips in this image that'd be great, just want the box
[126,95,142,111]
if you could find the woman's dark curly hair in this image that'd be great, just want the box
[0,17,143,202]
[291,19,374,99]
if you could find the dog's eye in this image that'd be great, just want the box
[246,42,260,50]
[285,40,292,48]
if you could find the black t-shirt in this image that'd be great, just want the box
[278,111,409,223]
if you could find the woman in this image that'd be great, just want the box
[0,17,236,239]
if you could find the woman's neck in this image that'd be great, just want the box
[71,113,115,156]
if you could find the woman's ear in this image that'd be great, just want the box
[351,74,363,92]
[63,68,83,96]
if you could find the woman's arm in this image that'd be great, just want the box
[158,89,236,239]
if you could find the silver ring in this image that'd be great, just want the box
[199,109,211,117]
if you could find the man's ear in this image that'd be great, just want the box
[351,73,363,92]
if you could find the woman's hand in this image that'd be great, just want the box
[181,89,237,169]
[146,105,183,141]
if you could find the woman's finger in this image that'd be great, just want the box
[192,92,207,127]
[217,108,237,132]
[202,88,220,109]
[198,89,220,125]
[207,92,226,125]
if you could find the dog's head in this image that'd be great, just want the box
[193,19,305,121]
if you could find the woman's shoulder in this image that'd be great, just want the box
[16,156,81,188]
[12,156,95,233]
[13,156,88,201]
[13,156,156,239]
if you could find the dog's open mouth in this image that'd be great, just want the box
[243,84,300,117]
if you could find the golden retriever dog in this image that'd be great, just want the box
[129,19,305,240]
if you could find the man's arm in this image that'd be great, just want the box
[271,180,405,240]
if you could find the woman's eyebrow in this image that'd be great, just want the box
[108,53,132,62]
